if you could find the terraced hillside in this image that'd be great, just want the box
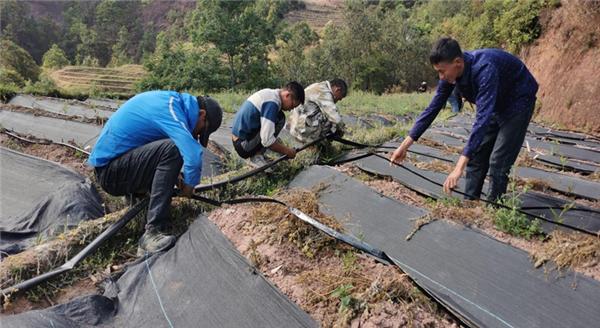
[50,65,146,96]
[284,0,344,31]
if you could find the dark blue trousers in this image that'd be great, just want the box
[464,98,535,201]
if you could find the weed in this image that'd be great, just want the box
[491,183,544,239]
[331,283,355,311]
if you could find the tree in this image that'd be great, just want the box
[272,22,319,85]
[94,0,141,66]
[0,68,25,87]
[139,43,228,92]
[0,39,40,83]
[109,27,133,67]
[189,0,282,88]
[42,44,70,69]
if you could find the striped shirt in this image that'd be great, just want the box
[232,88,282,147]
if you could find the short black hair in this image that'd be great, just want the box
[284,81,305,104]
[429,37,463,65]
[329,78,348,97]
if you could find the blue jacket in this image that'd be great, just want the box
[409,49,538,158]
[88,91,203,186]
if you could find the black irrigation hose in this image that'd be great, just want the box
[2,129,91,155]
[331,135,454,163]
[519,206,600,215]
[323,150,389,166]
[194,134,330,193]
[189,194,392,264]
[370,153,598,237]
[0,198,150,302]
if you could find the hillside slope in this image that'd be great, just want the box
[522,1,600,134]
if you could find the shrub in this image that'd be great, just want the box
[42,44,70,69]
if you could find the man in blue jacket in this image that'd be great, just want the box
[390,38,538,201]
[89,91,223,254]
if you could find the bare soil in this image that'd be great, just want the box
[0,133,92,177]
[208,204,459,327]
[522,1,600,135]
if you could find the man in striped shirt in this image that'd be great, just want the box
[231,81,305,168]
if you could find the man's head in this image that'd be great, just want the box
[329,78,348,103]
[280,81,305,111]
[429,37,464,84]
[193,96,223,147]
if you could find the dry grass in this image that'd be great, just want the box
[516,177,554,193]
[414,159,454,174]
[418,137,462,154]
[429,199,491,227]
[405,215,436,241]
[532,231,600,271]
[252,188,344,258]
[1,209,129,307]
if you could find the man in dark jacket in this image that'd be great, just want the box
[390,37,538,201]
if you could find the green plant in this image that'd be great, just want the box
[492,184,543,239]
[331,283,354,311]
[341,251,358,273]
[0,83,19,102]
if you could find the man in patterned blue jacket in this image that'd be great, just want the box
[89,91,223,254]
[232,81,305,168]
[390,37,538,201]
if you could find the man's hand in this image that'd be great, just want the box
[390,146,408,165]
[443,168,463,194]
[180,184,194,198]
[443,155,470,194]
[389,136,414,166]
[177,173,193,198]
[285,147,297,159]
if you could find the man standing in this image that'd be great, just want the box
[89,91,223,254]
[289,78,348,144]
[231,81,304,168]
[390,37,538,201]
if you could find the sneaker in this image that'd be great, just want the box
[246,154,270,169]
[137,228,176,256]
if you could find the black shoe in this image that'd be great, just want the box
[137,228,176,256]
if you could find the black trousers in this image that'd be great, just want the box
[95,139,183,230]
[464,97,535,201]
[233,112,286,159]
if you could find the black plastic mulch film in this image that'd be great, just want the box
[2,128,600,327]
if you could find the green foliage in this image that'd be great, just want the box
[138,43,229,92]
[109,27,133,67]
[23,73,60,96]
[492,184,544,239]
[494,0,543,53]
[0,0,61,63]
[0,83,19,103]
[189,0,282,88]
[272,22,319,85]
[331,283,355,311]
[42,44,70,69]
[0,39,40,83]
[0,68,25,87]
